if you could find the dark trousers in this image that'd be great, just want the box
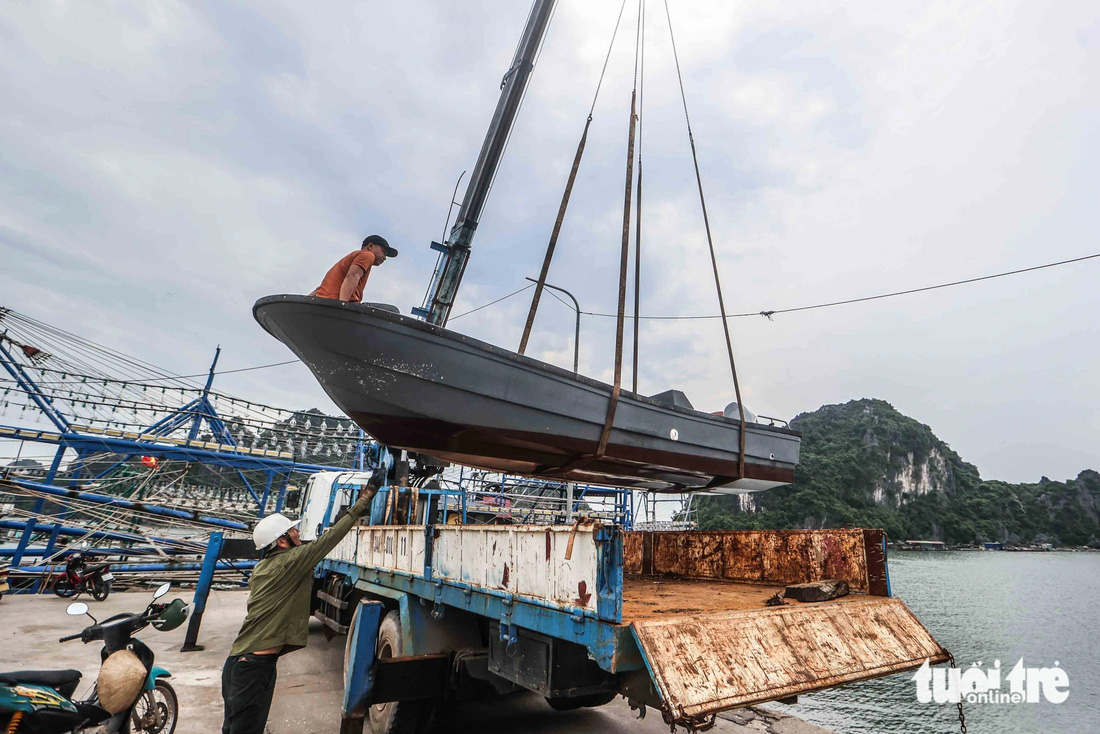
[221,653,279,734]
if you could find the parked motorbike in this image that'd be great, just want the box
[0,582,190,733]
[53,553,113,602]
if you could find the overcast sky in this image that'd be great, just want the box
[1,0,1097,483]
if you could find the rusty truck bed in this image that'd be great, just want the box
[622,576,871,619]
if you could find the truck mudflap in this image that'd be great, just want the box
[630,597,949,725]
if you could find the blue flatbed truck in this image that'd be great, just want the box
[298,457,950,734]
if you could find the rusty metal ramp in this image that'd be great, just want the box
[631,597,948,720]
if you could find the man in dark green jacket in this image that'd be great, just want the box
[221,488,376,734]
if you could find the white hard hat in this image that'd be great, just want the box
[253,513,301,550]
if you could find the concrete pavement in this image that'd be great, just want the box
[0,589,830,734]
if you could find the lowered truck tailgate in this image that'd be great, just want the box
[631,596,948,720]
[622,530,949,724]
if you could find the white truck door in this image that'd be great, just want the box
[299,472,335,542]
[299,471,374,541]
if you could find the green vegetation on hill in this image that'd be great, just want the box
[695,398,1100,546]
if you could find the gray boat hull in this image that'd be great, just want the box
[254,295,800,492]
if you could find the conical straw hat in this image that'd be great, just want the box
[98,649,146,714]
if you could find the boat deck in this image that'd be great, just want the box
[621,576,872,621]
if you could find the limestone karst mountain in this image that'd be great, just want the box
[696,398,1100,546]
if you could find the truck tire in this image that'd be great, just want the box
[366,610,436,734]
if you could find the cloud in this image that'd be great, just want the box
[1,0,1097,483]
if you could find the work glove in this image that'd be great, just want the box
[352,486,379,514]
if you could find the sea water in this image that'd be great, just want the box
[792,550,1100,734]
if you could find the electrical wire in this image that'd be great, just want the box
[134,359,301,382]
[0,312,359,446]
[9,248,1088,414]
[556,252,1100,320]
[450,283,536,321]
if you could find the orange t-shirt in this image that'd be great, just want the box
[312,249,376,303]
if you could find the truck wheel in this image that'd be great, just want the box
[366,610,435,734]
[546,691,617,711]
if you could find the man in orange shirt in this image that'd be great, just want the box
[310,235,398,303]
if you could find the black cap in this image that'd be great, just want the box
[363,234,398,258]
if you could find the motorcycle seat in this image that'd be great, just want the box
[0,669,83,689]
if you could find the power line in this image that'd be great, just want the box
[450,284,536,321]
[3,280,553,407]
[82,285,547,377]
[573,252,1100,320]
[136,359,302,382]
[12,249,1086,389]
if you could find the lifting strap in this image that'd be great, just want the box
[663,0,746,479]
[518,116,592,356]
[596,88,639,458]
[596,1,646,459]
[518,0,630,357]
[632,0,646,395]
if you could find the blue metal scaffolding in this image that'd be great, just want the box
[0,309,368,581]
